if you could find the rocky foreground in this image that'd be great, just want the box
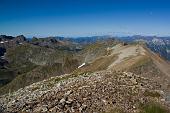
[0,70,169,113]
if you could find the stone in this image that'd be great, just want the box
[66,98,73,104]
[64,90,73,96]
[79,104,87,112]
[49,106,57,112]
[59,98,66,106]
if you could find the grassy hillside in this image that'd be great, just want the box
[76,39,119,63]
[0,44,80,95]
[73,55,118,75]
[5,43,67,66]
[0,69,15,87]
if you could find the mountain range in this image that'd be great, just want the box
[117,35,170,61]
[0,35,170,113]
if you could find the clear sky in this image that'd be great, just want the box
[0,0,170,37]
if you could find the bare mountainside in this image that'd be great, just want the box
[0,37,119,95]
[0,43,170,113]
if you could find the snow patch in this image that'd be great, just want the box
[152,38,165,45]
[78,63,86,68]
[166,49,170,53]
[0,41,4,44]
[0,56,5,59]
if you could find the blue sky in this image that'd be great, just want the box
[0,0,170,37]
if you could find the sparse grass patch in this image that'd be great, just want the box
[73,55,117,75]
[131,56,152,69]
[128,56,155,75]
[140,102,168,113]
[144,90,161,98]
[83,43,104,52]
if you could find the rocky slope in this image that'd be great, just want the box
[0,70,169,113]
[75,44,170,102]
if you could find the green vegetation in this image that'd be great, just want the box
[0,43,81,95]
[0,69,14,79]
[140,103,168,113]
[83,43,105,51]
[0,69,15,87]
[0,63,63,95]
[6,44,65,66]
[104,102,169,113]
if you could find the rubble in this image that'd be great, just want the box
[0,71,168,113]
